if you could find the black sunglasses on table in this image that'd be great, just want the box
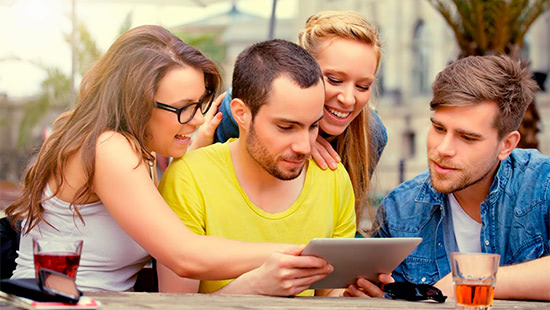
[155,88,215,124]
[383,282,447,303]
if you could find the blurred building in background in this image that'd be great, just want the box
[173,0,550,193]
[296,0,550,193]
[172,3,295,86]
[1,0,549,200]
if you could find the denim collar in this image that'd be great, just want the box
[486,157,512,206]
[415,174,446,208]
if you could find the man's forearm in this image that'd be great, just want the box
[495,256,550,301]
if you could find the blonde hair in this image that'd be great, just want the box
[298,11,382,229]
[298,11,382,73]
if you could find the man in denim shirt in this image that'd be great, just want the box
[346,55,549,301]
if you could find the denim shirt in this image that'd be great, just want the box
[373,148,550,285]
[214,88,388,162]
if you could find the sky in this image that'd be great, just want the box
[0,0,297,98]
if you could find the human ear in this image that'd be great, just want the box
[497,130,520,161]
[230,99,251,130]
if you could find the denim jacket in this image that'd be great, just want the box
[214,88,388,162]
[373,148,550,285]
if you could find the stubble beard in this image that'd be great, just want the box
[246,125,306,181]
[428,156,499,194]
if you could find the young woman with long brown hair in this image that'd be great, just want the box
[6,25,330,292]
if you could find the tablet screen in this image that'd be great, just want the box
[301,237,422,289]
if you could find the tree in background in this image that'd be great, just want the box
[16,64,71,148]
[1,12,225,203]
[15,12,225,150]
[428,0,550,149]
[15,12,133,149]
[173,30,226,68]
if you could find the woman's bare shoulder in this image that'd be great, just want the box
[96,131,142,167]
[97,130,131,146]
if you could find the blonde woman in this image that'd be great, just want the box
[216,11,387,230]
[7,25,331,293]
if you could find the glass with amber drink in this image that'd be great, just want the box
[451,252,500,310]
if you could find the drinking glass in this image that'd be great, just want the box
[32,238,83,279]
[451,252,500,310]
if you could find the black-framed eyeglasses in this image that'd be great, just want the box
[383,282,447,303]
[155,88,215,124]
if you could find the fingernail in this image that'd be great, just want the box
[217,113,223,119]
[336,156,341,162]
[330,163,337,170]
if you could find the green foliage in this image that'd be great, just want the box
[173,30,226,67]
[63,22,102,77]
[16,65,71,148]
[428,0,550,58]
[428,0,549,149]
[16,12,134,150]
[118,11,133,36]
[14,12,223,150]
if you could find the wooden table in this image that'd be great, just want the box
[80,292,548,309]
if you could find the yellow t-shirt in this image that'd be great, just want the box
[159,140,356,295]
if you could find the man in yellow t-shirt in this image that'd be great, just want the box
[158,39,356,296]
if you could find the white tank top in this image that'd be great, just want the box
[12,186,150,291]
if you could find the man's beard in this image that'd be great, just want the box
[246,125,307,181]
[428,156,498,194]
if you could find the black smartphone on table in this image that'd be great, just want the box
[0,268,81,304]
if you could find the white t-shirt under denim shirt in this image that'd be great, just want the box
[12,186,150,291]
[449,193,482,253]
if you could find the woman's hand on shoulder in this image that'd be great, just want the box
[189,92,225,151]
[311,135,341,170]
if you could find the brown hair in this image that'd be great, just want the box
[298,11,382,221]
[232,39,323,118]
[430,55,538,138]
[7,25,221,233]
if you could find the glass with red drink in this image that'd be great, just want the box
[451,252,500,310]
[32,238,83,280]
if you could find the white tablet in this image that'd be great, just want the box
[301,237,422,289]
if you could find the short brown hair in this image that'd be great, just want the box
[430,55,538,138]
[232,39,323,118]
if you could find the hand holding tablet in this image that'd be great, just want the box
[301,237,422,289]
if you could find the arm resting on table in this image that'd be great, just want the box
[436,256,550,301]
[94,131,290,280]
[494,255,550,301]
